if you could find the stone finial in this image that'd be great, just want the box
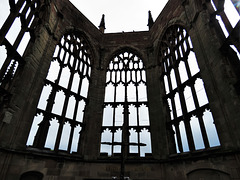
[99,14,106,33]
[147,10,154,30]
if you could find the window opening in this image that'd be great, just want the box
[160,25,220,153]
[27,32,92,154]
[0,1,10,28]
[0,0,42,102]
[6,18,21,45]
[210,0,240,56]
[101,50,151,157]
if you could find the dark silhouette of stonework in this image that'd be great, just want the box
[0,0,240,179]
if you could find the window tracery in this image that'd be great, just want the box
[27,32,92,153]
[0,0,41,89]
[160,25,220,153]
[100,50,151,157]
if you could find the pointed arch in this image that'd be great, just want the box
[61,27,97,66]
[159,25,220,153]
[27,30,92,154]
[105,46,147,69]
[100,48,151,157]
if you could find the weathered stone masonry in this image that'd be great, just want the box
[0,0,240,179]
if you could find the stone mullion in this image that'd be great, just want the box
[75,78,84,153]
[46,44,65,144]
[0,0,26,44]
[111,63,118,155]
[179,29,188,58]
[33,83,59,148]
[33,50,65,148]
[162,42,185,153]
[191,81,210,148]
[166,40,183,152]
[176,33,183,60]
[54,39,77,152]
[0,57,17,89]
[67,40,84,153]
[166,64,178,118]
[70,60,85,153]
[32,115,51,148]
[213,0,234,33]
[174,122,183,152]
[67,56,82,153]
[67,106,77,153]
[173,32,195,151]
[161,50,178,153]
[184,34,191,52]
[58,38,68,66]
[13,1,33,49]
[67,122,75,153]
[166,59,183,152]
[75,78,85,153]
[54,69,73,151]
[122,58,129,156]
[54,90,69,151]
[112,105,117,155]
[121,84,129,179]
[171,93,184,153]
[197,111,210,148]
[0,57,13,87]
[173,49,195,151]
[135,69,141,155]
[180,32,198,151]
[166,69,178,118]
[184,34,210,149]
[184,41,210,149]
[77,45,91,153]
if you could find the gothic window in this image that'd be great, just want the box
[0,0,41,88]
[100,50,151,157]
[160,25,220,153]
[27,32,92,153]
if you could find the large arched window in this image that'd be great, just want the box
[100,50,151,157]
[0,0,41,104]
[27,32,92,153]
[160,25,220,153]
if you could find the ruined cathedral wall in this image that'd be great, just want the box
[0,0,103,150]
[150,0,240,151]
[0,0,240,179]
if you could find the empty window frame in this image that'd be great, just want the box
[210,0,240,55]
[0,0,41,89]
[160,25,220,153]
[27,32,92,153]
[211,0,240,33]
[101,50,151,157]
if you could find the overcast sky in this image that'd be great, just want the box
[69,0,168,33]
[0,0,239,154]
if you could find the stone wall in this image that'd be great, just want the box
[0,0,240,179]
